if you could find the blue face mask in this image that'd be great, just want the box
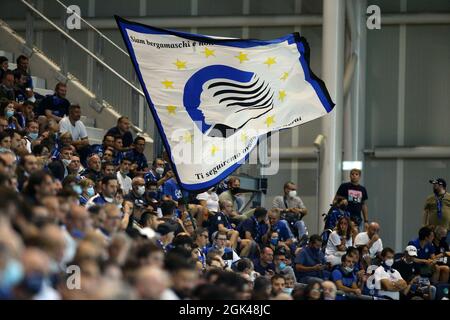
[278,262,286,270]
[0,259,24,290]
[72,184,82,195]
[270,238,279,246]
[86,186,95,197]
[71,228,85,239]
[5,110,14,119]
[282,287,293,295]
[28,132,38,141]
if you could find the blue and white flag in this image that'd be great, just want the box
[116,16,334,191]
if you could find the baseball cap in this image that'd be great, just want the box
[429,178,447,189]
[156,222,177,236]
[405,245,418,257]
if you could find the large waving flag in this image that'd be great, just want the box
[116,16,334,191]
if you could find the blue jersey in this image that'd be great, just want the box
[162,178,183,201]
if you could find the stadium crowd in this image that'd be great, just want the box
[0,54,449,300]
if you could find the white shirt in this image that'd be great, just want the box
[59,116,88,141]
[374,266,403,300]
[116,171,132,195]
[325,231,353,256]
[355,232,383,258]
[196,191,219,212]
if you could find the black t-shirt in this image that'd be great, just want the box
[392,258,420,283]
[209,211,233,236]
[336,182,368,218]
[106,126,134,148]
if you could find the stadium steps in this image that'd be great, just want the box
[0,19,153,159]
[2,49,105,146]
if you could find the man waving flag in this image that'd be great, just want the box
[116,16,334,191]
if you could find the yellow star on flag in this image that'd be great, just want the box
[167,105,176,115]
[161,80,174,89]
[235,52,248,64]
[183,132,193,143]
[173,59,187,70]
[265,115,275,127]
[264,57,276,68]
[202,47,215,58]
[280,72,289,81]
[278,90,286,102]
[240,132,248,143]
[211,145,218,156]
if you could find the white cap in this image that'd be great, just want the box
[405,245,418,257]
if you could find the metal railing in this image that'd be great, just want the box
[20,0,153,142]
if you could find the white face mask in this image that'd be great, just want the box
[62,159,71,166]
[103,196,114,203]
[385,258,394,267]
[155,167,164,175]
[288,190,297,198]
[137,186,145,196]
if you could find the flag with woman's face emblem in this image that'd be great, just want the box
[116,16,334,191]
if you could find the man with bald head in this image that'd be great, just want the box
[66,205,92,239]
[322,280,337,300]
[124,176,147,208]
[355,221,383,260]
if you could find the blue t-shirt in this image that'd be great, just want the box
[294,246,326,279]
[407,238,435,260]
[90,144,105,158]
[272,220,294,241]
[162,178,183,201]
[124,149,148,171]
[237,217,269,244]
[331,268,357,289]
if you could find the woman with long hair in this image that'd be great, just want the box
[325,216,354,266]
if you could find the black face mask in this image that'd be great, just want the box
[230,187,241,195]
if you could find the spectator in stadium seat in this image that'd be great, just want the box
[209,199,239,245]
[13,55,32,89]
[67,154,82,178]
[144,157,172,187]
[374,248,407,300]
[295,234,328,283]
[355,222,383,261]
[16,153,39,191]
[162,174,183,203]
[218,176,244,214]
[325,216,354,266]
[431,226,450,265]
[208,232,241,269]
[86,175,119,207]
[23,120,40,153]
[0,56,9,80]
[322,281,337,300]
[47,145,73,182]
[22,170,56,205]
[273,248,296,280]
[101,161,116,177]
[106,116,134,149]
[393,245,436,300]
[79,178,95,206]
[0,117,9,133]
[3,102,21,131]
[124,177,147,208]
[116,157,132,195]
[0,70,16,102]
[101,147,115,164]
[59,104,89,151]
[16,101,35,129]
[39,83,70,122]
[90,133,115,158]
[0,148,16,178]
[14,69,36,104]
[0,131,11,149]
[237,207,270,247]
[335,169,369,230]
[268,208,296,247]
[303,280,324,300]
[81,154,102,182]
[424,178,450,231]
[272,181,308,241]
[123,136,148,174]
[270,274,286,297]
[331,253,361,296]
[408,226,449,284]
[253,247,275,276]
